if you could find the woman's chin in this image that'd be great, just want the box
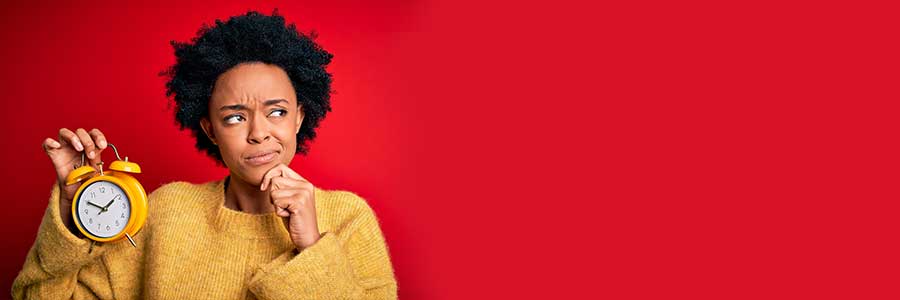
[228,152,290,187]
[240,162,280,185]
[232,171,265,189]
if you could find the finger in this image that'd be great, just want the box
[270,188,301,200]
[278,165,304,181]
[270,189,313,213]
[42,138,62,152]
[274,202,291,217]
[277,209,290,218]
[89,128,108,150]
[272,197,304,215]
[269,176,308,191]
[270,189,310,217]
[271,196,293,217]
[59,128,83,151]
[76,128,99,165]
[261,164,292,191]
[264,166,309,191]
[260,164,282,191]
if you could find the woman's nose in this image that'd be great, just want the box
[247,116,271,144]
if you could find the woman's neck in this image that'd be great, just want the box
[224,175,275,214]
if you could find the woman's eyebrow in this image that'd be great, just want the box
[219,104,247,111]
[264,99,288,106]
[219,99,287,111]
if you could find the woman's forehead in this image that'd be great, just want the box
[211,63,297,106]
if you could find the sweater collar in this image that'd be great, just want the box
[210,177,292,239]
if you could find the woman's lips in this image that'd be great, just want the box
[244,151,279,166]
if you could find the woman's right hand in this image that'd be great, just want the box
[42,128,108,234]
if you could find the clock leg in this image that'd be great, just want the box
[125,233,137,248]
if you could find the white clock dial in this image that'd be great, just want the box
[75,181,131,238]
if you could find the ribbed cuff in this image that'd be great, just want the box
[248,232,363,299]
[36,183,106,275]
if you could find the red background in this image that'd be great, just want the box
[1,0,899,299]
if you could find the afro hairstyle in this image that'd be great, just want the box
[162,10,333,165]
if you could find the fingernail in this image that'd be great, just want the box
[75,142,83,151]
[88,151,95,159]
[99,140,107,148]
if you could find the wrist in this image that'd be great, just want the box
[56,183,84,238]
[296,232,322,252]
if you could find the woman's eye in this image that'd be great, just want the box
[269,109,288,117]
[224,115,245,124]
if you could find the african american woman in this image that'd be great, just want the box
[13,10,398,299]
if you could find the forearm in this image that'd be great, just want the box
[249,232,397,300]
[12,184,111,299]
[13,250,111,300]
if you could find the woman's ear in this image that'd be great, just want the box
[200,118,218,145]
[295,105,304,134]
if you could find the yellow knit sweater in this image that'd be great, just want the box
[12,179,397,299]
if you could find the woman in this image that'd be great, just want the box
[13,11,397,299]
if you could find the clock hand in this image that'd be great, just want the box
[87,201,105,210]
[102,195,120,210]
[98,195,121,215]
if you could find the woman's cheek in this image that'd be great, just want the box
[220,142,246,172]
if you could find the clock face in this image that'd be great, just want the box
[75,180,131,238]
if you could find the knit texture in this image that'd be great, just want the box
[12,179,397,299]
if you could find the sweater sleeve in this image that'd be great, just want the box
[11,184,116,300]
[248,200,398,300]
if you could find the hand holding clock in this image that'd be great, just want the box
[42,128,109,235]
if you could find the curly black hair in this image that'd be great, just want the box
[162,10,333,165]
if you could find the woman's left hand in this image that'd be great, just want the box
[261,164,321,251]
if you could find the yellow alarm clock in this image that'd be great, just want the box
[65,143,147,247]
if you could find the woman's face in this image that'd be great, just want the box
[201,62,303,186]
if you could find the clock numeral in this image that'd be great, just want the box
[106,225,110,231]
[100,187,105,193]
[88,218,93,224]
[97,224,101,230]
[122,203,126,209]
[84,209,88,215]
[115,220,119,226]
[91,192,95,199]
[121,212,125,218]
